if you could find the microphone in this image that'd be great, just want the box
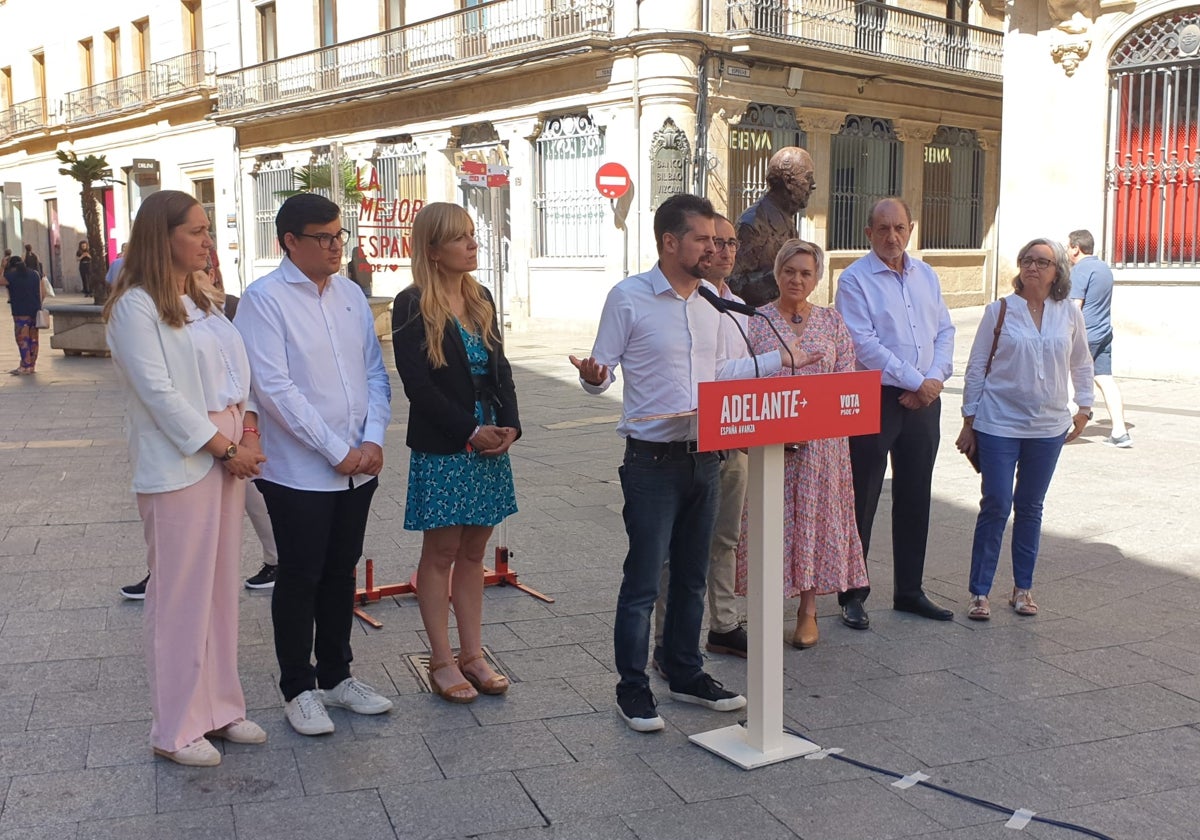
[696,283,796,373]
[698,284,758,318]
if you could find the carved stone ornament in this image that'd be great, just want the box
[1051,39,1092,75]
[649,118,692,210]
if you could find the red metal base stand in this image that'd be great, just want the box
[353,545,554,628]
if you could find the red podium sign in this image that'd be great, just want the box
[696,370,882,452]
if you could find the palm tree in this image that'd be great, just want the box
[276,159,364,205]
[56,150,117,305]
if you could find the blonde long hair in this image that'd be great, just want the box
[410,202,498,368]
[102,190,217,327]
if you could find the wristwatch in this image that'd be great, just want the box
[221,443,238,461]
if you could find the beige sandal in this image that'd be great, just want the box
[458,652,510,695]
[1010,588,1038,616]
[427,659,477,704]
[967,595,991,621]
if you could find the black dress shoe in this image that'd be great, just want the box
[840,598,870,630]
[893,593,954,621]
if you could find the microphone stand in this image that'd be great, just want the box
[698,285,795,374]
[725,311,760,379]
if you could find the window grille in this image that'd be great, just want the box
[1107,10,1200,267]
[534,114,606,257]
[921,126,984,249]
[253,166,293,260]
[370,143,426,262]
[828,115,903,251]
[727,102,807,223]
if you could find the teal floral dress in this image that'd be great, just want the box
[404,321,518,531]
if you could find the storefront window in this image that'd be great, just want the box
[921,126,984,249]
[828,114,902,251]
[726,103,806,223]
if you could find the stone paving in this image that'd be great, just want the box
[1,298,1198,839]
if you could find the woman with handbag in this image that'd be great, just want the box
[2,255,46,375]
[104,190,268,766]
[955,238,1093,619]
[392,202,519,704]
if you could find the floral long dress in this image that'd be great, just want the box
[735,305,869,597]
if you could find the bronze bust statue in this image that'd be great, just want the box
[728,147,817,307]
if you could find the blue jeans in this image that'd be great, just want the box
[614,444,720,692]
[969,430,1066,596]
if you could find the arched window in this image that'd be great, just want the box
[1107,10,1200,267]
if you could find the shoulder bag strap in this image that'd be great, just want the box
[983,297,1007,378]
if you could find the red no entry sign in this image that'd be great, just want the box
[595,162,631,199]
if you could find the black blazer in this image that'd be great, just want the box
[392,284,520,454]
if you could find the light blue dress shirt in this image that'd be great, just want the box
[834,250,955,391]
[581,263,782,442]
[235,257,391,491]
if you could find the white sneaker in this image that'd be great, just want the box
[285,689,335,735]
[320,677,393,715]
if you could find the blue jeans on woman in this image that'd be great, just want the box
[614,444,720,693]
[969,429,1067,596]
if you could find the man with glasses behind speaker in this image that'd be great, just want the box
[235,193,393,737]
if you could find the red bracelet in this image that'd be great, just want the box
[242,426,260,436]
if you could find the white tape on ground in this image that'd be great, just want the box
[1005,808,1036,829]
[804,747,844,760]
[891,771,930,790]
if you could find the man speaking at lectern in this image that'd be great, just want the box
[570,194,819,734]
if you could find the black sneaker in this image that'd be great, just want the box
[669,673,746,712]
[244,563,278,589]
[120,573,150,601]
[616,684,665,733]
[705,625,748,658]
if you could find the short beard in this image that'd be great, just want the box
[685,258,709,280]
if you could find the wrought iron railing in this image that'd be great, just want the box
[64,72,151,124]
[62,51,215,126]
[726,0,1003,79]
[0,97,47,139]
[218,0,615,114]
[151,50,216,99]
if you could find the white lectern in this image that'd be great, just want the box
[690,369,882,769]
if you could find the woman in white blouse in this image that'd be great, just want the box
[104,190,268,767]
[955,238,1093,620]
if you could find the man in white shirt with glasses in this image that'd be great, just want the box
[236,193,393,736]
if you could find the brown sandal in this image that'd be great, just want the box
[427,659,477,704]
[458,653,510,695]
[1010,588,1039,616]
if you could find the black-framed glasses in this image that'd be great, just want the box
[1018,256,1054,270]
[296,229,351,250]
[714,238,739,251]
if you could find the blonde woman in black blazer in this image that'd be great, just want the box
[392,202,520,704]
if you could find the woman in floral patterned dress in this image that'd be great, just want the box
[736,240,868,649]
[392,203,520,704]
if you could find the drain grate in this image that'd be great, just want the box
[407,647,506,693]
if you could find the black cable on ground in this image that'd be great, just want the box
[776,724,1117,839]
